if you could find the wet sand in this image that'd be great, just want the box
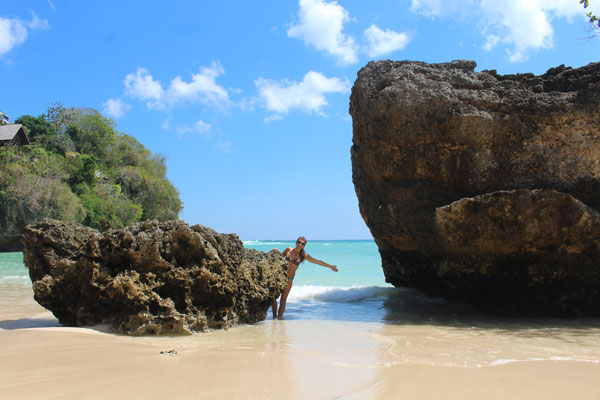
[2,284,600,399]
[1,312,599,400]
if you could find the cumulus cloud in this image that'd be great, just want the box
[102,98,131,119]
[287,0,358,65]
[124,67,164,107]
[166,62,230,109]
[364,24,411,57]
[0,12,50,57]
[480,0,581,62]
[411,0,587,62]
[255,71,350,120]
[123,62,230,110]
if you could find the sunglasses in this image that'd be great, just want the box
[296,240,306,246]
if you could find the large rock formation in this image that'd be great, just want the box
[23,219,287,334]
[350,60,600,316]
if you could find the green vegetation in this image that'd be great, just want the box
[580,0,600,29]
[1,104,182,231]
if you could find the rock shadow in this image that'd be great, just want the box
[382,287,600,337]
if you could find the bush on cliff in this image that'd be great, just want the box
[0,146,85,224]
[0,104,182,232]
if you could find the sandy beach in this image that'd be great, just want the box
[3,254,600,400]
[2,304,600,400]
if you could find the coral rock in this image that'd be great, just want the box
[23,219,287,334]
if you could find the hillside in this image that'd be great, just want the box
[0,104,182,251]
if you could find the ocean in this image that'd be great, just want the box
[244,239,394,322]
[2,241,600,368]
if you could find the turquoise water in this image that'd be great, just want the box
[243,240,386,287]
[0,242,488,323]
[0,241,396,322]
[0,241,387,288]
[4,244,600,367]
[244,240,400,321]
[0,252,30,289]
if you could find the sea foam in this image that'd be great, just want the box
[287,285,394,302]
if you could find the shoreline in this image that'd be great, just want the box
[3,255,600,399]
[2,318,600,399]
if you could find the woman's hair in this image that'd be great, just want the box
[298,236,307,262]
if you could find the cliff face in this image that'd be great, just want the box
[350,60,600,315]
[23,219,287,335]
[0,200,30,252]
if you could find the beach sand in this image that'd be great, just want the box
[2,308,599,400]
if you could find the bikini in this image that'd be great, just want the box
[285,252,302,280]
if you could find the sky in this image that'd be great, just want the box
[1,0,599,240]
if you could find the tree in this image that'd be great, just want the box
[5,104,183,232]
[16,112,74,155]
[580,0,600,30]
[66,111,116,161]
[0,146,85,225]
[14,114,56,142]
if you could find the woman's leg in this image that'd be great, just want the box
[271,299,278,318]
[277,280,293,319]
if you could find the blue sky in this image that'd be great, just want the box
[1,0,599,240]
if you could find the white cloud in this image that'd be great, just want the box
[411,0,588,62]
[483,34,500,51]
[123,63,230,110]
[0,13,49,57]
[193,120,211,135]
[28,12,50,30]
[480,0,582,62]
[410,0,477,19]
[0,18,27,56]
[102,98,131,119]
[124,67,164,107]
[287,0,358,66]
[175,119,212,136]
[255,71,350,120]
[165,62,230,109]
[364,24,411,57]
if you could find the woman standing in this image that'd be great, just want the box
[272,236,338,319]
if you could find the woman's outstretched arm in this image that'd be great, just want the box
[305,254,338,272]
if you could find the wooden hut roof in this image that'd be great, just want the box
[0,124,30,144]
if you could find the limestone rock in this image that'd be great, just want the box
[350,60,600,315]
[23,219,287,334]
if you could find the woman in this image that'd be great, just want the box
[271,236,338,319]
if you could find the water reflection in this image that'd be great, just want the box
[0,317,61,330]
